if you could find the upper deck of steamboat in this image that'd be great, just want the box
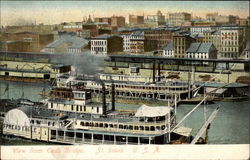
[1,99,174,126]
[57,74,189,88]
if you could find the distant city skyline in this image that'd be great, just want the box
[1,1,249,26]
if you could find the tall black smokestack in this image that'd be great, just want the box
[152,61,156,83]
[101,81,107,115]
[111,82,115,111]
[158,62,161,82]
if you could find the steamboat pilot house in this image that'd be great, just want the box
[47,83,109,114]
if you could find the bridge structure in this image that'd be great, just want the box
[106,54,250,82]
[1,51,249,64]
[1,51,249,82]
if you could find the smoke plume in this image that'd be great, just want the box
[51,51,108,76]
[9,17,35,26]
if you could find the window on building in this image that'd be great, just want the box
[36,120,41,125]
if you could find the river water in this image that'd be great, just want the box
[0,80,249,144]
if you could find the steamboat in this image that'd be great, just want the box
[1,80,219,145]
[56,73,193,103]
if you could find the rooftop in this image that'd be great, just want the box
[190,33,205,39]
[0,68,52,74]
[163,41,173,51]
[131,30,144,36]
[106,54,250,63]
[115,27,180,33]
[244,42,250,51]
[220,26,243,30]
[190,26,217,28]
[45,35,88,49]
[91,34,118,39]
[212,30,220,35]
[186,43,214,53]
[194,82,249,88]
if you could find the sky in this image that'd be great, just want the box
[0,1,249,26]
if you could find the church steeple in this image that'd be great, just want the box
[86,14,93,24]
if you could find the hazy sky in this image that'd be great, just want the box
[1,1,249,26]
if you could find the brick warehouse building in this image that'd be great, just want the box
[0,32,54,52]
[90,34,123,55]
[144,29,174,50]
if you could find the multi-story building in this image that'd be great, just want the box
[173,34,194,58]
[167,12,191,26]
[62,22,83,32]
[204,30,221,54]
[121,34,131,52]
[145,10,165,26]
[77,30,91,38]
[236,18,250,26]
[0,41,31,52]
[2,24,63,34]
[0,32,54,52]
[129,15,144,25]
[190,26,214,35]
[94,17,112,25]
[90,34,123,55]
[206,12,219,21]
[130,39,145,54]
[190,34,205,43]
[111,16,126,27]
[214,15,238,25]
[144,28,173,50]
[98,29,112,36]
[121,30,144,53]
[192,20,216,27]
[82,24,98,38]
[186,43,217,59]
[220,27,244,59]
